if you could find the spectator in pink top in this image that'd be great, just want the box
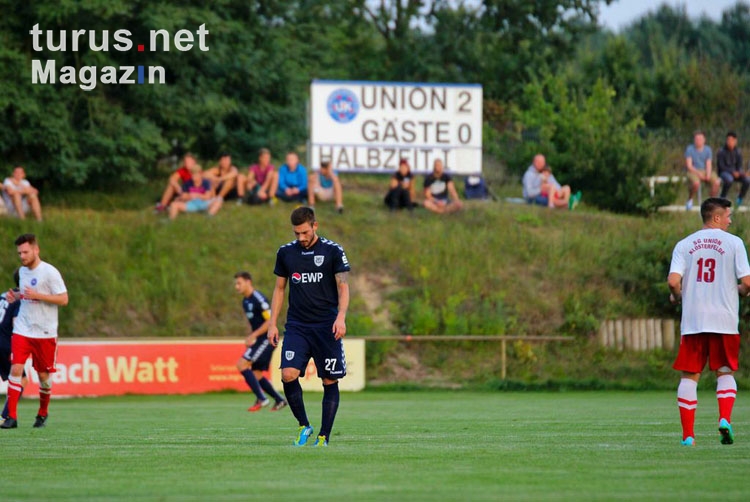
[238,148,277,205]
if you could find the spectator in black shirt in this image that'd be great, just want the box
[384,158,416,211]
[423,159,463,214]
[717,131,750,205]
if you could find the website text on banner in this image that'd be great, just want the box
[310,80,483,175]
[0,339,365,397]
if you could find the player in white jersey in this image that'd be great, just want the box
[668,198,750,446]
[1,234,68,429]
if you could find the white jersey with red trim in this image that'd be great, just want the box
[15,261,67,339]
[669,228,750,335]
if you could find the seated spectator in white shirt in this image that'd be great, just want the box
[3,166,42,221]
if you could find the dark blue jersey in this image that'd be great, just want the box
[243,289,271,335]
[0,292,20,352]
[274,236,350,324]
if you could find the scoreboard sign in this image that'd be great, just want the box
[310,80,483,175]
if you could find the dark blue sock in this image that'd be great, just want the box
[319,382,340,441]
[241,369,266,401]
[259,378,284,403]
[2,386,22,419]
[282,379,309,427]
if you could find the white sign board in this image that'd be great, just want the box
[310,80,483,175]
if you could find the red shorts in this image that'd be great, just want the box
[11,334,58,374]
[672,333,739,373]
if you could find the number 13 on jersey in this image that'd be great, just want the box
[696,257,716,283]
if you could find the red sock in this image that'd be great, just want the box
[6,375,23,420]
[678,378,698,440]
[716,374,737,423]
[38,383,52,417]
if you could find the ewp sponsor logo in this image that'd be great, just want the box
[291,272,324,284]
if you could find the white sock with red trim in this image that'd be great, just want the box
[717,374,737,423]
[678,378,698,440]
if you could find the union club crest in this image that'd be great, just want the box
[314,255,325,267]
[285,351,295,361]
[327,88,359,124]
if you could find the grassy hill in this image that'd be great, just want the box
[2,176,747,387]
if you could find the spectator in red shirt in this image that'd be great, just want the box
[156,153,197,212]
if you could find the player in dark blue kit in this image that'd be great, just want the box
[234,272,287,412]
[0,270,23,422]
[268,207,350,447]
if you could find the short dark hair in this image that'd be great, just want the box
[291,206,315,226]
[13,268,19,288]
[15,233,36,247]
[234,271,252,282]
[701,197,731,223]
[694,129,705,137]
[727,131,737,139]
[258,148,270,156]
[320,160,331,169]
[219,151,231,158]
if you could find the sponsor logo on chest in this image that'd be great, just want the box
[291,272,324,284]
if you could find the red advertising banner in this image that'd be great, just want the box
[16,340,250,398]
[1,338,366,397]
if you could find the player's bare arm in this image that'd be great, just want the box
[333,272,349,340]
[268,276,287,347]
[668,272,682,304]
[22,288,68,306]
[738,275,750,297]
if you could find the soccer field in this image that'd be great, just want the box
[3,391,749,501]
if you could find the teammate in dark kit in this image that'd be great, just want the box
[0,269,22,422]
[234,272,287,412]
[268,207,350,447]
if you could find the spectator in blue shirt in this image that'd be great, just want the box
[685,130,720,210]
[276,152,308,203]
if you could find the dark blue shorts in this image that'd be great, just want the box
[0,348,10,381]
[526,195,549,206]
[241,336,275,371]
[281,321,347,380]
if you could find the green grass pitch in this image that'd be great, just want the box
[3,391,750,501]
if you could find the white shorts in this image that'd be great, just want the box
[314,186,335,201]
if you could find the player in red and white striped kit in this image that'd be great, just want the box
[1,234,68,429]
[668,198,750,446]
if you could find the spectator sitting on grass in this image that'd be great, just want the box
[237,148,277,205]
[275,152,308,203]
[203,152,239,201]
[522,154,581,210]
[308,160,343,213]
[423,159,463,214]
[168,164,223,219]
[2,166,42,221]
[155,153,197,212]
[384,158,416,211]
